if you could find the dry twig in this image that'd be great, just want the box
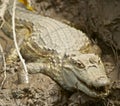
[0,0,9,28]
[0,44,7,89]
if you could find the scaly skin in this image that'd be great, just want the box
[1,1,110,98]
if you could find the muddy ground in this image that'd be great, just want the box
[0,0,120,106]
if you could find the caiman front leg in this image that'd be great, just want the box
[15,62,52,84]
[26,61,64,86]
[26,62,50,74]
[26,62,60,79]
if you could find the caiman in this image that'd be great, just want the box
[1,0,110,98]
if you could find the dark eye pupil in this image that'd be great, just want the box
[77,62,85,68]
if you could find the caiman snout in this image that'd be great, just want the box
[95,76,110,87]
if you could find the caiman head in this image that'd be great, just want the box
[61,53,110,98]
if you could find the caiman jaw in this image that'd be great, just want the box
[62,66,110,98]
[75,74,110,97]
[74,70,110,98]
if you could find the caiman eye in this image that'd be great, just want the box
[77,62,85,68]
[75,60,85,68]
[89,57,97,64]
[71,58,85,68]
[89,57,102,65]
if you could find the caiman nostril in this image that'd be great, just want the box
[95,76,110,87]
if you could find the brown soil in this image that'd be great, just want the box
[0,0,120,106]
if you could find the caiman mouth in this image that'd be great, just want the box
[75,74,109,97]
